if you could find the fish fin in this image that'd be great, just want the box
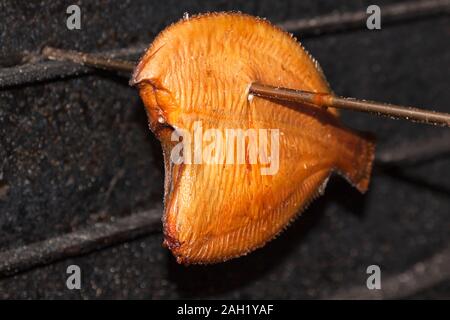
[335,130,376,193]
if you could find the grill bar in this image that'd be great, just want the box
[0,206,162,278]
[278,0,450,34]
[0,46,146,89]
[327,246,450,299]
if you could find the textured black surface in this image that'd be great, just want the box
[0,0,449,299]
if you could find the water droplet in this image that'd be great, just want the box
[158,116,165,124]
[318,176,330,195]
[183,12,190,20]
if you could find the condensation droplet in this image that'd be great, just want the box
[158,116,165,124]
[318,176,330,195]
[183,12,190,20]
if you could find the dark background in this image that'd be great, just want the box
[0,0,449,299]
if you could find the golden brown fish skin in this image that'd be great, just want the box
[133,12,375,264]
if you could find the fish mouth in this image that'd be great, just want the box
[134,78,180,141]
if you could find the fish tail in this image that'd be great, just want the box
[334,129,376,193]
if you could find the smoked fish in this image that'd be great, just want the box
[131,12,375,264]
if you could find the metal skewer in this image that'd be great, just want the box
[42,47,136,74]
[42,46,450,127]
[249,83,450,127]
